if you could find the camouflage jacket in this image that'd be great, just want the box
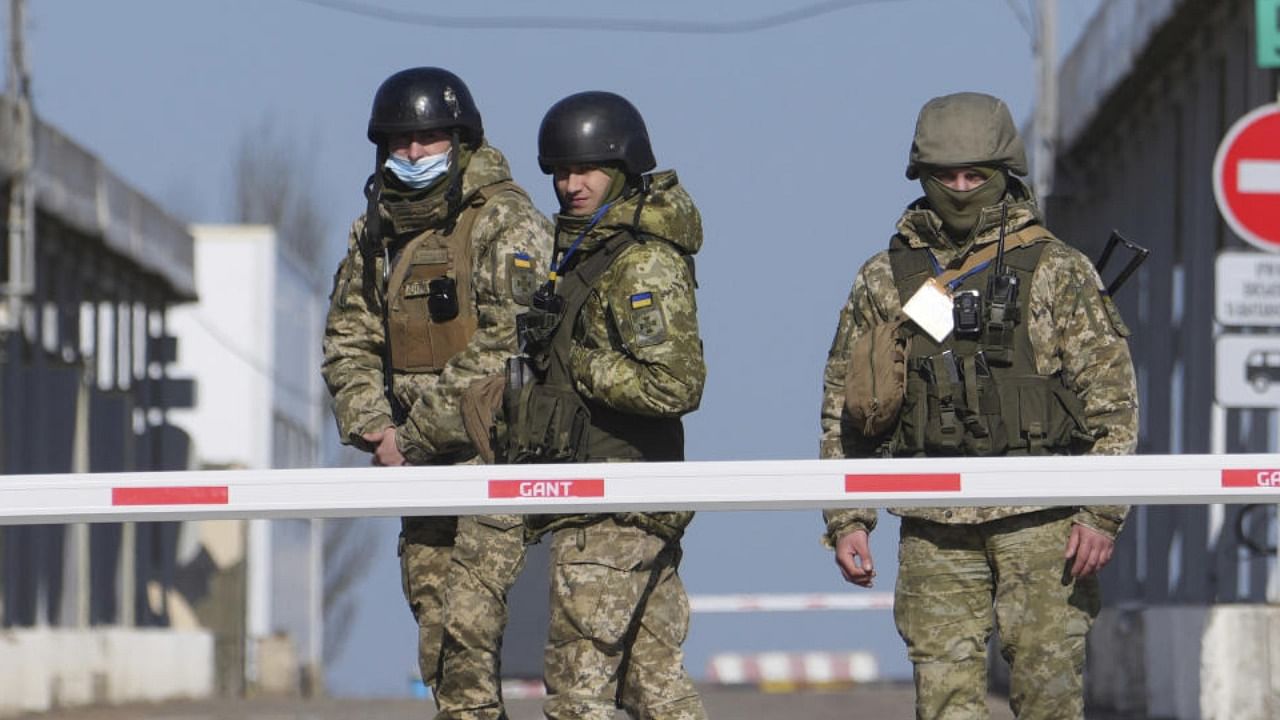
[821,186,1138,544]
[562,171,706,418]
[536,170,706,541]
[322,144,553,464]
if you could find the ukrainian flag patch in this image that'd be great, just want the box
[628,291,667,347]
[510,251,537,306]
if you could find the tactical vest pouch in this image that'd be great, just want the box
[503,381,591,464]
[385,182,526,373]
[956,353,1008,456]
[516,304,564,359]
[902,351,1009,456]
[982,273,1020,365]
[1004,377,1096,455]
[918,353,962,453]
[388,245,479,372]
[843,318,909,438]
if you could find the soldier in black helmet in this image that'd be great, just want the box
[504,91,708,720]
[321,67,551,711]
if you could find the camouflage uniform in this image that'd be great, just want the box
[821,94,1138,720]
[322,143,551,704]
[527,171,707,720]
[434,512,527,720]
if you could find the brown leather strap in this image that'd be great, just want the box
[935,226,1051,287]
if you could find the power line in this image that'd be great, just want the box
[1002,0,1034,38]
[291,0,912,35]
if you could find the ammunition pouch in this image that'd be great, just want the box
[1000,376,1097,456]
[502,381,591,464]
[895,352,1093,457]
[897,351,1007,456]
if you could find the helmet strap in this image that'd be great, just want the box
[444,130,464,229]
[629,173,652,231]
[361,146,389,306]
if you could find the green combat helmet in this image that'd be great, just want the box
[906,92,1029,179]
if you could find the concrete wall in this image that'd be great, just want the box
[1087,605,1280,719]
[0,628,214,717]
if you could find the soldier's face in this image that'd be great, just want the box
[387,129,452,162]
[930,167,991,192]
[553,165,612,216]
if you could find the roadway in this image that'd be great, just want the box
[19,684,1139,719]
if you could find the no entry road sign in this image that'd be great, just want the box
[1214,104,1280,252]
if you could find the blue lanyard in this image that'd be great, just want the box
[549,202,613,281]
[929,251,992,291]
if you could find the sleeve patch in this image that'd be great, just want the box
[629,291,667,347]
[510,251,537,306]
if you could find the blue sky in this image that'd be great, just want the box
[16,0,1103,696]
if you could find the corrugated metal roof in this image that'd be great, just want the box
[1057,0,1183,147]
[0,96,196,300]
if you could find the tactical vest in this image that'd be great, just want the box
[536,230,685,462]
[384,181,523,372]
[888,228,1095,457]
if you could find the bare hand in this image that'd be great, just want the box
[362,426,407,467]
[835,530,876,588]
[1064,523,1114,579]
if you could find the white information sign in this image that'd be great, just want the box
[1216,252,1280,326]
[1216,334,1280,407]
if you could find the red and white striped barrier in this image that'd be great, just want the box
[689,593,894,613]
[0,454,1277,524]
[706,651,879,686]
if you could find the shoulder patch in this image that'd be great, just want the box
[629,291,668,347]
[510,251,537,306]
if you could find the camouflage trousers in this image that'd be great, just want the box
[895,508,1101,720]
[433,514,528,720]
[544,518,706,720]
[400,515,460,691]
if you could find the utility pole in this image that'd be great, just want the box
[5,0,33,325]
[1032,0,1058,209]
[307,518,324,695]
[2,0,35,625]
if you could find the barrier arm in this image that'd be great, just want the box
[1,453,1279,525]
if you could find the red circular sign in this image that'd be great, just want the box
[1215,105,1280,252]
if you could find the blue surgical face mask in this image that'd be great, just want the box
[384,150,450,189]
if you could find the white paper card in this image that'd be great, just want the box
[902,278,954,343]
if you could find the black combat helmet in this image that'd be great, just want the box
[367,67,483,145]
[537,91,656,175]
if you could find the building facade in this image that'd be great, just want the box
[1040,1,1279,715]
[0,98,207,713]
